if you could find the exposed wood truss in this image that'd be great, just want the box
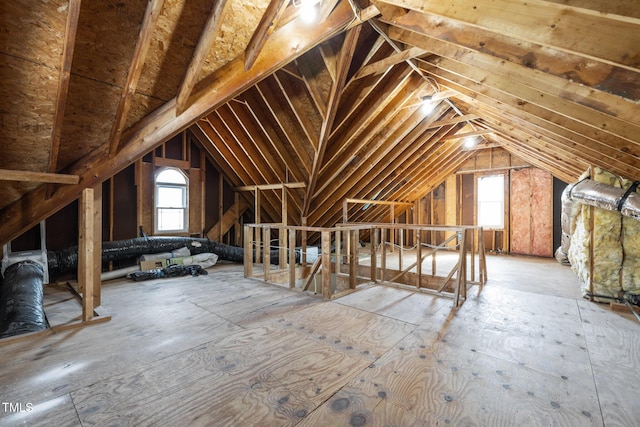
[2,0,640,246]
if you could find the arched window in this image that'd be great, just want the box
[155,168,188,233]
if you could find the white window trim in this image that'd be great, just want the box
[154,168,189,234]
[477,174,505,230]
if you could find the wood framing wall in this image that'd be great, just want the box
[7,130,244,275]
[418,147,556,257]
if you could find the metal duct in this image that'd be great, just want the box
[555,178,640,264]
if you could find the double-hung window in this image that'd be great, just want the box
[155,168,188,233]
[477,174,504,229]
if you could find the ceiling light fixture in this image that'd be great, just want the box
[464,137,478,149]
[420,95,436,116]
[294,0,320,24]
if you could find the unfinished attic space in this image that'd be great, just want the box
[1,0,640,425]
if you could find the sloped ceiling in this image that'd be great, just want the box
[1,0,639,245]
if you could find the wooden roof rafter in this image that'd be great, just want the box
[235,90,308,183]
[378,0,640,73]
[108,0,166,158]
[244,0,290,71]
[254,80,314,173]
[323,65,415,176]
[48,0,82,174]
[309,105,457,226]
[316,78,426,198]
[422,69,640,177]
[175,0,231,114]
[295,57,329,119]
[196,119,283,222]
[272,70,321,149]
[303,25,362,216]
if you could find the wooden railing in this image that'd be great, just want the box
[243,223,487,306]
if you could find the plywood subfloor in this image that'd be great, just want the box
[0,257,639,426]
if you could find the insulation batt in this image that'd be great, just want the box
[569,168,640,301]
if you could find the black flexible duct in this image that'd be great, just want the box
[48,236,299,275]
[0,261,47,338]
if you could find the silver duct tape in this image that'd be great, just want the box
[570,180,625,211]
[621,192,640,219]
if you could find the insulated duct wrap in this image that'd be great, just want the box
[561,168,640,301]
[0,260,47,338]
[48,236,296,276]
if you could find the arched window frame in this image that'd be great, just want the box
[154,167,189,233]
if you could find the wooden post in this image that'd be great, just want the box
[588,206,595,300]
[289,228,296,289]
[255,190,261,263]
[416,230,422,288]
[92,183,102,307]
[349,229,357,289]
[454,230,467,306]
[342,199,348,223]
[218,175,224,242]
[381,228,387,282]
[234,192,241,245]
[301,216,307,267]
[370,227,377,283]
[279,184,287,267]
[321,231,331,298]
[470,227,476,282]
[398,228,403,271]
[263,226,270,281]
[390,204,395,252]
[244,225,252,277]
[335,229,342,272]
[79,188,95,322]
[478,227,487,285]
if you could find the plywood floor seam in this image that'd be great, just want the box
[0,257,639,426]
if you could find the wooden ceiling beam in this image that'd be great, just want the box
[175,0,230,113]
[309,111,459,226]
[244,0,289,71]
[417,55,640,148]
[48,0,82,173]
[391,27,640,127]
[108,0,165,158]
[314,122,463,228]
[425,114,478,129]
[345,33,387,88]
[352,46,427,80]
[236,89,307,183]
[189,126,243,186]
[378,0,640,72]
[316,78,425,197]
[333,61,398,134]
[423,69,640,178]
[295,58,328,119]
[226,101,288,181]
[212,109,276,186]
[216,104,305,216]
[0,0,357,245]
[197,119,282,221]
[452,93,607,179]
[325,65,414,165]
[441,129,494,141]
[0,169,79,185]
[303,25,362,216]
[255,80,313,174]
[382,11,640,101]
[273,70,321,150]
